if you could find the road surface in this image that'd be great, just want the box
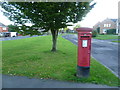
[0,35,44,41]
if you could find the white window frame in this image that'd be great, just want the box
[108,24,111,27]
[104,24,111,27]
[104,24,106,27]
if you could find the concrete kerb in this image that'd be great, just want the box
[91,55,119,78]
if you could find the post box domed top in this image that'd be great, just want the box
[76,27,92,32]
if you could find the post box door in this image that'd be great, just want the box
[78,37,91,67]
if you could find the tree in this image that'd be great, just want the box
[64,27,69,33]
[1,2,95,52]
[8,24,18,32]
[97,27,100,34]
[92,30,98,37]
[73,24,81,31]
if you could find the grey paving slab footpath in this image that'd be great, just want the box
[2,75,118,88]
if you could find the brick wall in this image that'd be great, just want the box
[0,27,8,32]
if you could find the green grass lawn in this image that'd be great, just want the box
[112,41,120,43]
[93,35,118,40]
[2,35,119,86]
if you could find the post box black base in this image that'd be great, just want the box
[76,66,90,78]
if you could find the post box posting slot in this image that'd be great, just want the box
[80,36,90,48]
[80,36,90,38]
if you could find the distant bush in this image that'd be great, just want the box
[100,33,105,35]
[92,30,98,37]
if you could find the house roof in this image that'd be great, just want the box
[110,19,117,23]
[0,22,6,27]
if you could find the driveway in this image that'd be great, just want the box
[62,34,119,77]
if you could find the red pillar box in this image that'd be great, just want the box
[76,27,92,78]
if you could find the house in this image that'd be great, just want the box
[93,18,119,34]
[0,22,9,37]
[0,23,18,37]
[0,22,8,32]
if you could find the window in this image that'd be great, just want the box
[104,24,106,27]
[3,27,6,30]
[104,24,111,27]
[108,24,111,27]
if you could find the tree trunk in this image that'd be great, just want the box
[51,29,58,52]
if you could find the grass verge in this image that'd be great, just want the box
[112,41,120,43]
[2,35,119,86]
[93,35,118,40]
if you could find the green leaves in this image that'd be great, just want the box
[1,2,94,35]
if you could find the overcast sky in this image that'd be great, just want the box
[0,0,119,29]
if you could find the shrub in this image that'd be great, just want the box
[92,30,98,37]
[100,33,105,35]
[107,29,116,34]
